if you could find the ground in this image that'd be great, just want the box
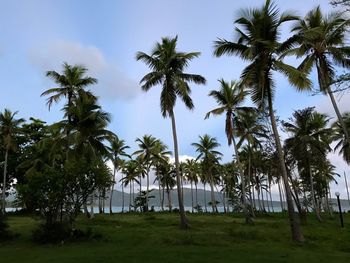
[1,212,349,263]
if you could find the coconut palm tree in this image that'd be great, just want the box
[121,160,141,212]
[108,136,130,214]
[136,36,206,228]
[134,135,159,211]
[151,139,171,210]
[288,6,350,148]
[205,79,253,223]
[283,108,332,221]
[192,135,222,213]
[213,0,311,242]
[332,112,350,164]
[0,109,25,215]
[42,63,97,112]
[183,159,199,212]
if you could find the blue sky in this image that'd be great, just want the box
[1,0,350,196]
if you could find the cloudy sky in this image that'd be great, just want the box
[1,0,349,199]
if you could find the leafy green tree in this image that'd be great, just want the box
[213,0,310,242]
[205,79,252,222]
[0,109,25,215]
[136,36,206,228]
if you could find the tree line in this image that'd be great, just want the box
[1,0,350,243]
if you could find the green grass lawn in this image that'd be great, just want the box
[1,212,350,263]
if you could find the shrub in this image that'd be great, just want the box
[0,217,13,241]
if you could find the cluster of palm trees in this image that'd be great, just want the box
[1,0,350,243]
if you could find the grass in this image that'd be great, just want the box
[1,212,350,262]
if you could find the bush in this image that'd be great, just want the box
[32,222,98,244]
[0,217,13,241]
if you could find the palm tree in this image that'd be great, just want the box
[192,135,222,213]
[205,79,252,223]
[183,159,199,212]
[108,136,130,214]
[134,135,158,211]
[136,36,206,228]
[288,7,350,147]
[42,62,97,112]
[283,108,332,221]
[332,112,350,164]
[151,139,171,210]
[42,63,97,161]
[121,160,141,212]
[0,109,25,215]
[213,0,310,242]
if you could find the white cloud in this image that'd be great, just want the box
[28,40,139,100]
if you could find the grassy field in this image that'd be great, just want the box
[1,212,350,263]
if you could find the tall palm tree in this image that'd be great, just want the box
[108,136,130,214]
[332,112,350,164]
[0,109,25,215]
[136,36,206,228]
[205,79,252,223]
[192,134,222,213]
[213,0,310,242]
[283,108,332,221]
[287,7,350,147]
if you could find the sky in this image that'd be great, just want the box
[1,0,350,200]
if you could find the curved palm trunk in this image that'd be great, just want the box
[268,93,304,242]
[170,110,188,228]
[110,164,117,214]
[1,149,8,216]
[233,137,252,223]
[129,183,132,212]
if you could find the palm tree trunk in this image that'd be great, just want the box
[268,93,304,242]
[204,183,208,212]
[308,163,322,222]
[248,151,255,218]
[344,172,350,207]
[195,183,198,210]
[191,182,194,213]
[327,86,350,143]
[170,110,188,228]
[1,149,8,216]
[209,174,216,213]
[110,164,116,214]
[232,137,252,223]
[162,185,165,211]
[121,173,125,213]
[278,180,284,211]
[269,181,274,212]
[146,167,150,212]
[129,183,132,212]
